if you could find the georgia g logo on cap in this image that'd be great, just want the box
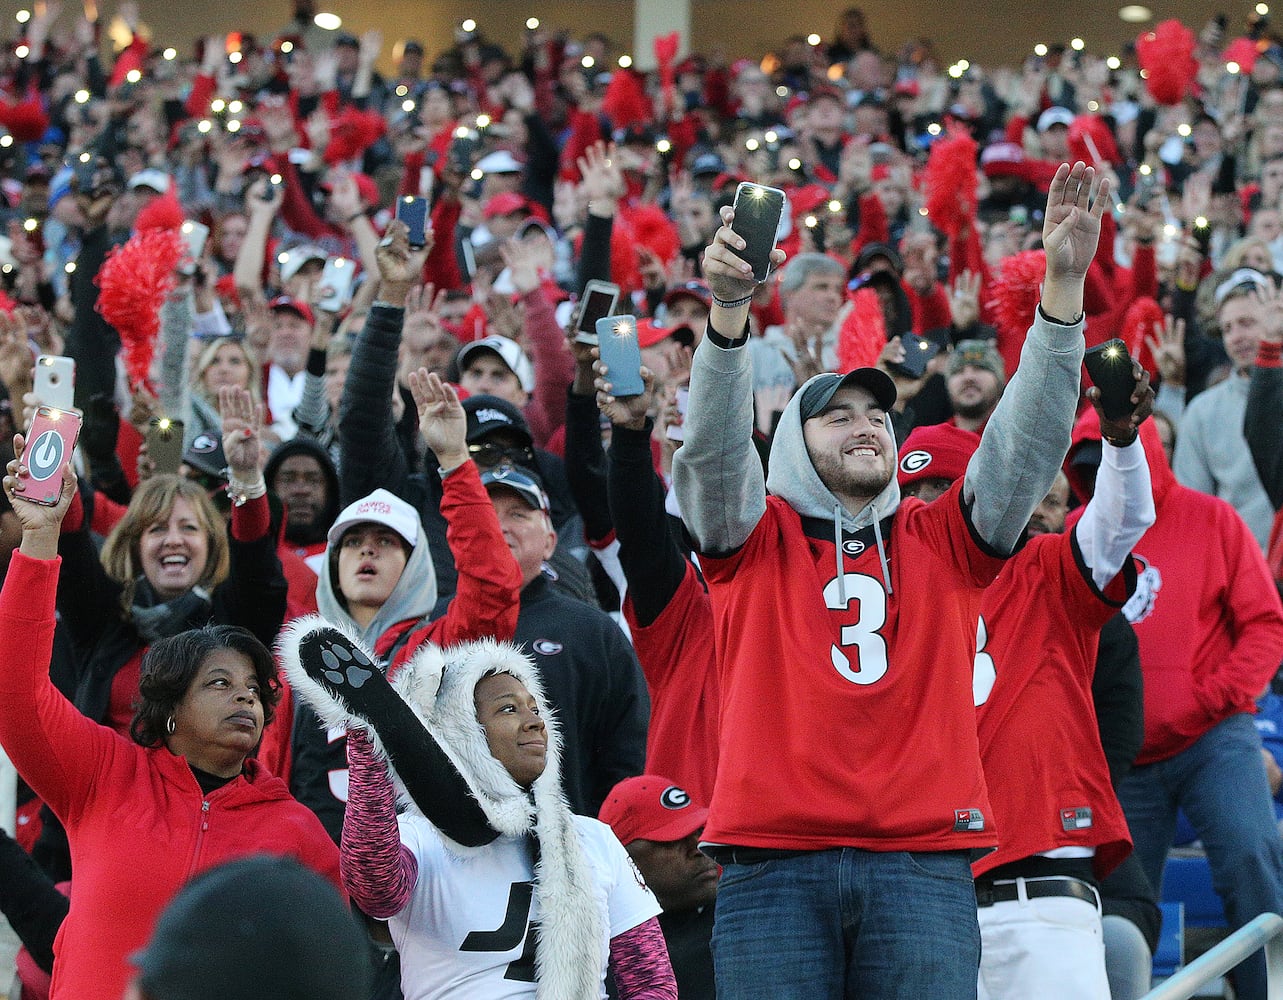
[27,430,64,482]
[659,786,691,810]
[899,450,933,474]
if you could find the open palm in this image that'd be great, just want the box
[1042,163,1110,282]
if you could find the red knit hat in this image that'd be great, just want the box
[896,422,980,490]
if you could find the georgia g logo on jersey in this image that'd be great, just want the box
[1122,555,1162,624]
[27,430,65,482]
[899,450,933,475]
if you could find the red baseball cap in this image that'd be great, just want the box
[269,294,316,327]
[598,775,709,846]
[483,191,531,220]
[661,280,711,310]
[636,318,696,350]
[319,172,380,207]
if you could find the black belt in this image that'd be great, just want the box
[701,846,812,866]
[975,876,1097,909]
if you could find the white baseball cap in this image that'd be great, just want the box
[327,489,420,549]
[457,335,536,393]
[475,150,524,175]
[279,244,328,283]
[127,168,172,194]
[1036,107,1075,133]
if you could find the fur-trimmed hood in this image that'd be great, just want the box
[278,618,605,1000]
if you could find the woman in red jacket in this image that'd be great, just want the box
[0,444,342,1000]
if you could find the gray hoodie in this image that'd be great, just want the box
[674,310,1085,566]
[316,525,439,655]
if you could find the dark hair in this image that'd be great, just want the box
[131,626,281,748]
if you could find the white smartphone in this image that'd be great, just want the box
[179,220,210,275]
[318,257,356,313]
[573,280,620,346]
[34,355,76,411]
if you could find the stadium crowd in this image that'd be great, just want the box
[0,2,1281,998]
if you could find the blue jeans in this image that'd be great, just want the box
[1118,713,1283,1000]
[710,847,980,1000]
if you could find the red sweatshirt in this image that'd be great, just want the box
[0,553,341,1000]
[1066,416,1283,765]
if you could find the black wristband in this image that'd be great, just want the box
[705,316,751,350]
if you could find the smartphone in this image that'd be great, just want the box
[179,220,210,276]
[33,356,76,411]
[318,257,356,312]
[595,315,644,397]
[146,417,186,475]
[730,182,786,284]
[665,386,688,442]
[261,172,283,201]
[19,406,81,506]
[1083,339,1138,420]
[449,132,480,174]
[396,196,430,249]
[573,280,620,346]
[888,334,941,380]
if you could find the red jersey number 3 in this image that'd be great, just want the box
[822,573,889,685]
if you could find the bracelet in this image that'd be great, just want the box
[344,211,365,224]
[711,291,755,309]
[225,474,266,507]
[1101,431,1137,448]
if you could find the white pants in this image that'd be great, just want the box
[977,879,1112,1000]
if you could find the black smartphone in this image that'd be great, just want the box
[1083,339,1138,420]
[574,280,620,345]
[730,182,786,284]
[260,172,283,201]
[396,196,430,249]
[1191,217,1213,256]
[1213,153,1237,196]
[888,334,941,380]
[449,131,480,174]
[146,417,186,475]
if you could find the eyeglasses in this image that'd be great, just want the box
[467,441,535,468]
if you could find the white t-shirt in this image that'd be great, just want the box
[392,814,661,1000]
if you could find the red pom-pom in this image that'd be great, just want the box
[839,289,888,373]
[324,107,387,165]
[603,68,651,131]
[1068,116,1121,167]
[1136,21,1198,106]
[95,228,185,392]
[134,190,185,232]
[626,203,681,264]
[0,97,49,143]
[1121,296,1164,373]
[1223,37,1260,75]
[923,127,978,239]
[987,250,1046,379]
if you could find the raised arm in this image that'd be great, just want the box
[670,207,785,554]
[233,176,281,306]
[340,728,418,918]
[965,162,1109,554]
[1,452,116,822]
[1073,363,1157,589]
[402,370,522,648]
[1245,294,1283,510]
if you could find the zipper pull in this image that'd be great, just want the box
[201,800,210,831]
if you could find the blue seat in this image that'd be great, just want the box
[1152,900,1185,979]
[1162,853,1227,928]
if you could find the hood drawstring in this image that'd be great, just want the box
[835,504,893,603]
[834,503,847,607]
[872,515,892,596]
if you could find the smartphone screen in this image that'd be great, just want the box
[888,335,941,380]
[396,196,430,249]
[730,183,786,283]
[595,315,644,397]
[146,417,186,475]
[20,406,81,506]
[1083,339,1138,420]
[574,281,620,345]
[34,356,76,411]
[318,257,356,312]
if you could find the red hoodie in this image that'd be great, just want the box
[1066,414,1283,765]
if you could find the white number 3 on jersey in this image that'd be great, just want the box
[823,573,889,685]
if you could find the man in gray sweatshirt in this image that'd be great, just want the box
[663,163,1112,999]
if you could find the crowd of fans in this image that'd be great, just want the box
[0,1,1281,998]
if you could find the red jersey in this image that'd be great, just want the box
[973,530,1133,879]
[700,480,1004,853]
[624,561,720,805]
